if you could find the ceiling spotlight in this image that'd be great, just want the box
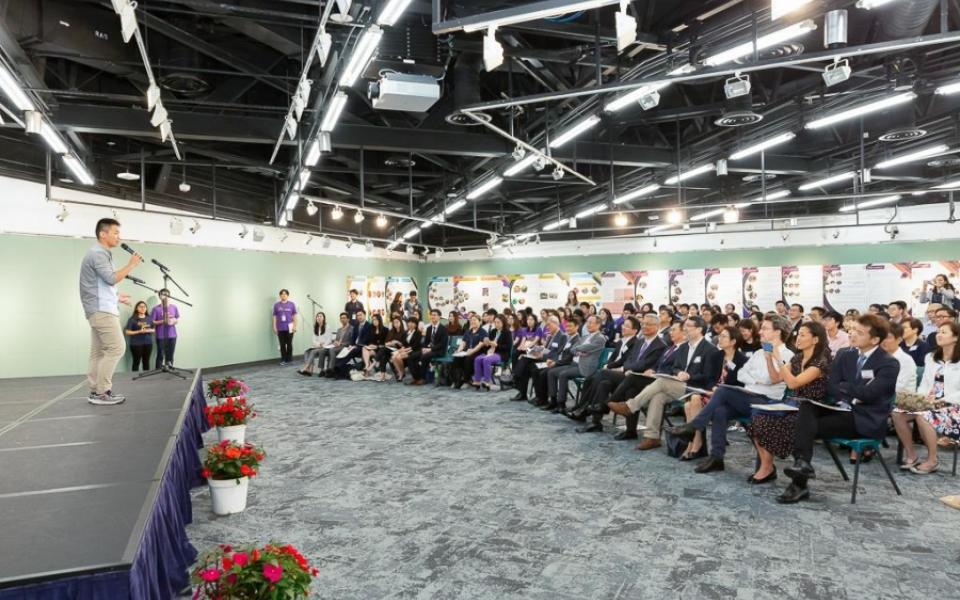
[435,247,445,256]
[512,144,526,161]
[406,244,414,254]
[614,212,628,227]
[722,207,740,223]
[615,0,637,52]
[422,247,430,256]
[280,232,289,243]
[365,240,374,252]
[178,181,191,193]
[237,225,248,239]
[666,208,683,224]
[331,205,343,220]
[376,213,388,228]
[117,168,140,181]
[345,237,353,249]
[551,166,564,181]
[353,210,365,224]
[189,219,201,234]
[724,74,751,99]
[306,201,319,216]
[55,203,69,222]
[252,227,265,242]
[170,218,184,235]
[321,235,331,248]
[533,156,547,171]
[823,59,851,87]
[306,235,313,246]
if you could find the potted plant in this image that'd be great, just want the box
[207,376,250,401]
[205,396,257,444]
[191,542,319,599]
[202,440,265,515]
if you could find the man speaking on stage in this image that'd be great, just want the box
[79,218,142,405]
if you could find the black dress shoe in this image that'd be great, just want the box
[613,431,638,441]
[747,469,778,485]
[694,456,725,473]
[510,393,526,402]
[576,423,603,433]
[784,459,816,481]
[539,402,554,411]
[564,410,588,422]
[776,482,810,504]
[679,447,708,461]
[667,423,698,442]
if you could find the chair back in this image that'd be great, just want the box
[598,347,614,368]
[916,366,925,385]
[445,336,461,358]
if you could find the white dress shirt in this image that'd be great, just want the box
[891,347,918,393]
[737,344,795,399]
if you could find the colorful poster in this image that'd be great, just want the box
[427,276,456,314]
[782,265,824,311]
[599,271,639,315]
[669,269,705,306]
[385,276,418,316]
[635,270,669,309]
[823,264,868,314]
[704,268,743,314]
[453,275,509,315]
[568,272,603,307]
[367,276,387,316]
[910,261,960,313]
[865,263,913,309]
[742,267,781,313]
[509,273,568,313]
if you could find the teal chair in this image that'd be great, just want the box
[491,344,515,389]
[568,347,614,407]
[431,336,461,387]
[916,366,925,383]
[823,395,902,504]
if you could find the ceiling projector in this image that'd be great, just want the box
[368,73,440,113]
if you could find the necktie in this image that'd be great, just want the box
[856,352,867,376]
[637,338,650,357]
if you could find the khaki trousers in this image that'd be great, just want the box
[87,312,125,394]
[626,378,686,440]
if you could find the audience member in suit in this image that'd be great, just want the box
[669,315,794,471]
[390,318,423,381]
[571,314,642,419]
[360,314,388,375]
[611,317,721,450]
[408,309,450,385]
[334,309,373,378]
[679,326,748,460]
[472,314,513,389]
[899,317,930,367]
[450,315,489,388]
[657,308,674,346]
[607,322,683,440]
[776,314,900,504]
[786,303,805,350]
[613,304,636,341]
[320,313,353,378]
[533,320,581,408]
[576,314,666,432]
[373,316,404,381]
[511,316,566,402]
[545,315,607,411]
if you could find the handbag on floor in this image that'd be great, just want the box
[663,431,689,458]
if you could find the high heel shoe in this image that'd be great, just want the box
[747,469,778,485]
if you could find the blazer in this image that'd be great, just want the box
[624,335,667,374]
[605,336,638,370]
[828,347,900,439]
[489,328,513,361]
[573,331,608,377]
[917,354,960,405]
[719,350,749,387]
[422,323,449,355]
[654,344,680,374]
[333,324,354,347]
[350,321,373,346]
[367,326,388,347]
[541,331,568,361]
[555,333,580,366]
[671,338,723,389]
[401,329,423,352]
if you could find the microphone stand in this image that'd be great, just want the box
[306,294,323,314]
[132,262,194,381]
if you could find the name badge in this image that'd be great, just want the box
[693,356,702,364]
[573,356,580,363]
[861,369,874,379]
[281,314,287,322]
[550,342,559,348]
[909,345,917,352]
[726,361,737,370]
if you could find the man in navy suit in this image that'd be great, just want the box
[335,309,372,378]
[777,314,900,504]
[409,309,449,385]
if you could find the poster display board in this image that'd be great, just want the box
[599,272,639,315]
[782,265,824,312]
[635,270,669,309]
[385,276,418,315]
[366,276,387,316]
[568,272,603,307]
[427,276,456,314]
[669,269,705,306]
[454,275,509,315]
[742,267,782,312]
[704,268,743,314]
[509,273,569,313]
[823,264,868,314]
[865,264,914,309]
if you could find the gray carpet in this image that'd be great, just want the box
[187,365,960,599]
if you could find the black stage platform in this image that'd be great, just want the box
[0,371,201,595]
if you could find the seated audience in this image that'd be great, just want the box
[360,314,388,376]
[511,316,567,402]
[900,317,930,367]
[738,319,762,358]
[319,313,353,378]
[884,323,918,394]
[542,315,606,411]
[598,308,616,345]
[513,314,544,366]
[449,315,488,388]
[408,309,449,385]
[472,314,513,390]
[823,310,850,356]
[533,319,581,408]
[887,300,907,324]
[390,318,423,381]
[372,317,405,381]
[446,311,464,336]
[334,309,372,378]
[923,303,942,337]
[299,312,332,376]
[927,306,957,349]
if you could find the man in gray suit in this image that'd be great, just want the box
[546,315,607,413]
[319,312,354,377]
[511,316,567,402]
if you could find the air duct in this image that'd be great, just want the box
[446,52,488,126]
[824,10,848,49]
[876,0,939,40]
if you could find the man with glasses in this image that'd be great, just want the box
[927,307,958,349]
[923,303,942,337]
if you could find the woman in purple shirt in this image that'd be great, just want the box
[512,314,543,367]
[151,288,180,369]
[273,289,298,365]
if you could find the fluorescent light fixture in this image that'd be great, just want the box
[38,121,69,154]
[729,131,796,160]
[772,0,812,20]
[935,80,960,96]
[61,154,94,185]
[278,212,289,227]
[664,163,715,185]
[615,3,637,52]
[613,183,661,204]
[804,92,916,130]
[575,203,607,219]
[838,194,901,212]
[466,175,503,200]
[689,208,725,221]
[483,27,504,72]
[542,218,570,232]
[285,192,300,211]
[548,115,601,148]
[0,63,35,111]
[797,171,855,191]
[461,0,616,32]
[377,0,413,26]
[504,153,539,177]
[874,144,949,169]
[933,179,960,190]
[445,199,467,215]
[320,91,348,133]
[305,139,322,167]
[295,169,311,191]
[340,26,383,87]
[856,0,899,8]
[401,228,419,239]
[647,224,676,234]
[747,189,791,202]
[604,65,693,113]
[704,19,816,67]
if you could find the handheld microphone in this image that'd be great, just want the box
[120,243,138,256]
[126,275,146,285]
[152,258,170,271]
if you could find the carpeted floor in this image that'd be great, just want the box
[187,365,960,599]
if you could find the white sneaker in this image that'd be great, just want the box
[88,393,125,406]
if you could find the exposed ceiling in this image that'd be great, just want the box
[2,0,960,251]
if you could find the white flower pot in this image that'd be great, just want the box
[217,424,246,444]
[208,476,249,515]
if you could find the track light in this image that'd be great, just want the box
[704,19,816,67]
[614,212,628,227]
[511,144,526,161]
[167,218,183,236]
[321,235,332,248]
[613,183,660,205]
[376,213,388,228]
[466,176,503,200]
[542,218,569,232]
[345,237,353,249]
[436,247,445,256]
[406,244,414,254]
[189,219,201,234]
[604,64,693,113]
[340,26,383,87]
[238,224,248,239]
[306,200,318,216]
[119,1,137,43]
[822,59,852,87]
[839,194,901,212]
[55,203,69,222]
[723,74,751,99]
[804,92,915,130]
[551,166,564,181]
[331,205,343,220]
[722,207,740,223]
[365,239,374,252]
[150,101,168,128]
[729,132,796,161]
[533,156,547,171]
[317,28,332,67]
[874,144,950,169]
[615,0,637,52]
[285,192,301,212]
[353,209,365,224]
[179,181,191,193]
[295,169,311,191]
[797,171,855,191]
[320,92,348,133]
[253,227,265,242]
[549,115,601,148]
[664,163,715,185]
[666,209,684,224]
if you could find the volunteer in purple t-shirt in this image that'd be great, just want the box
[151,288,181,369]
[273,289,298,365]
